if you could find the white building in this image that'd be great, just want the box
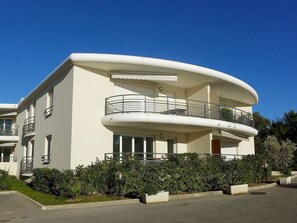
[3,54,258,177]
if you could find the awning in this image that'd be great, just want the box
[213,130,249,142]
[0,142,17,148]
[110,70,177,81]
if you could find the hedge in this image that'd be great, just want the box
[31,154,269,198]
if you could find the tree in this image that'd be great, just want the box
[253,112,271,155]
[264,135,296,176]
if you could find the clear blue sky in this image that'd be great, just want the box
[0,0,296,121]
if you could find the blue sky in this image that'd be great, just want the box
[0,0,296,121]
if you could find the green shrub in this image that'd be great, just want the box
[32,168,78,198]
[121,158,144,197]
[31,153,271,198]
[0,170,10,190]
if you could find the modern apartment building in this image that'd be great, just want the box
[2,54,258,177]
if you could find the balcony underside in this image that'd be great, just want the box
[0,136,19,142]
[102,113,258,137]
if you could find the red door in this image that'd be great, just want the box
[211,139,221,155]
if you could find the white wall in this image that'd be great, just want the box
[238,137,255,155]
[0,162,17,176]
[187,131,212,154]
[15,68,75,171]
[70,66,114,168]
[186,84,210,102]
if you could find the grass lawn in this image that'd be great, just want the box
[4,177,122,206]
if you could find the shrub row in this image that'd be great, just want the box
[31,154,270,198]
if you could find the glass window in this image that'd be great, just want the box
[47,89,54,108]
[113,135,120,153]
[112,134,154,160]
[146,137,154,159]
[43,135,52,164]
[135,137,144,159]
[3,148,11,162]
[122,136,132,153]
[167,138,177,154]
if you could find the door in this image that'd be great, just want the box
[211,139,221,155]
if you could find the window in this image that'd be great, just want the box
[30,102,36,117]
[44,89,54,117]
[0,148,12,162]
[167,138,177,154]
[0,119,13,135]
[30,140,35,158]
[42,135,52,164]
[113,134,154,160]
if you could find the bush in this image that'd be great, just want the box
[0,170,10,190]
[31,153,271,198]
[32,168,78,198]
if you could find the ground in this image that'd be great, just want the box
[1,178,297,223]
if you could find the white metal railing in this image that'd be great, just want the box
[105,94,254,127]
[105,152,245,163]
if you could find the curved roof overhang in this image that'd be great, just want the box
[18,53,258,109]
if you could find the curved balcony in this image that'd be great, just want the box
[22,116,36,137]
[105,94,254,126]
[103,94,257,136]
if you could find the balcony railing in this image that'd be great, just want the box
[41,155,51,164]
[0,156,17,162]
[23,116,35,135]
[20,156,33,173]
[0,125,18,136]
[44,106,53,118]
[105,94,254,127]
[105,152,245,163]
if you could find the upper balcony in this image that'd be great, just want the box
[23,116,36,137]
[0,125,19,142]
[103,94,257,136]
[0,125,18,137]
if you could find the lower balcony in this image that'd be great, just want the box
[20,156,34,176]
[103,94,257,136]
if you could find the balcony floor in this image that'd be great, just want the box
[102,113,257,137]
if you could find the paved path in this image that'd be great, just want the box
[1,178,297,223]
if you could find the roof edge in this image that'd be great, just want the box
[18,53,259,110]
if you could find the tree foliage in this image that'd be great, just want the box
[264,135,296,175]
[253,110,297,169]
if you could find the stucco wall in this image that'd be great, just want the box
[187,131,212,154]
[0,162,17,176]
[15,68,74,171]
[186,84,210,102]
[238,137,255,155]
[70,66,114,168]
